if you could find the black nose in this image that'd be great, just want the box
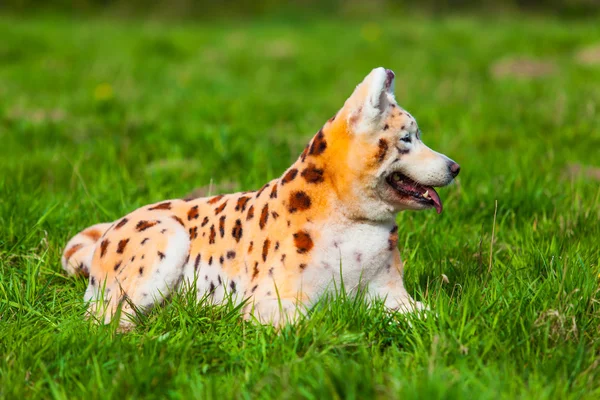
[449,162,460,177]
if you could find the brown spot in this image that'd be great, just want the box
[141,238,149,245]
[246,205,255,221]
[113,261,122,271]
[248,241,254,253]
[255,183,270,198]
[64,243,83,261]
[207,195,224,205]
[282,168,298,185]
[275,241,280,250]
[149,202,172,211]
[136,220,158,231]
[270,184,278,199]
[232,219,243,242]
[194,254,201,271]
[214,200,228,215]
[281,254,287,262]
[299,263,307,271]
[293,231,314,254]
[189,226,198,240]
[388,225,399,251]
[271,211,279,219]
[100,239,109,258]
[288,191,311,213]
[300,144,309,162]
[251,284,258,293]
[209,225,216,244]
[259,204,269,229]
[172,215,185,227]
[262,239,271,262]
[301,163,324,184]
[201,216,209,227]
[115,218,128,230]
[83,229,102,241]
[252,262,259,280]
[187,205,199,221]
[309,129,327,156]
[329,113,337,122]
[139,267,144,275]
[227,251,236,259]
[219,215,226,238]
[157,251,166,260]
[376,138,389,163]
[116,239,129,254]
[383,124,389,131]
[235,196,251,212]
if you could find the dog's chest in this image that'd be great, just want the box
[303,220,397,291]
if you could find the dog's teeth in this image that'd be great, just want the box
[423,190,430,199]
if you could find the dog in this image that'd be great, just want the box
[61,67,460,330]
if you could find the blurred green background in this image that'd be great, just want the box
[1,1,600,399]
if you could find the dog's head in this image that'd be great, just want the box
[326,68,459,220]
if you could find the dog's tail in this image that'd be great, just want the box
[61,222,113,277]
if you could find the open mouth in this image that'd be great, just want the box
[386,172,443,214]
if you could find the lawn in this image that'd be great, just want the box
[1,13,600,399]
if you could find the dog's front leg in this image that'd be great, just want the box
[368,250,426,313]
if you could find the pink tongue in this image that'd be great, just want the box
[428,188,443,214]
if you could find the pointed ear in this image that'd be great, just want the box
[347,67,395,135]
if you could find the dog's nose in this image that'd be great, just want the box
[449,162,460,177]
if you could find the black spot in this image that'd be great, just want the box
[219,215,226,238]
[219,255,224,264]
[230,281,237,293]
[172,215,185,227]
[116,238,129,254]
[100,239,109,258]
[236,196,251,212]
[308,129,327,156]
[113,261,122,271]
[282,168,298,185]
[259,204,269,229]
[141,238,149,245]
[194,254,201,270]
[209,225,216,244]
[262,239,271,262]
[201,216,209,227]
[208,256,213,265]
[136,220,159,231]
[149,202,172,211]
[255,183,270,198]
[158,251,166,260]
[251,284,258,293]
[209,282,216,293]
[270,184,278,199]
[214,200,228,215]
[90,277,96,286]
[115,218,128,229]
[139,267,144,275]
[232,219,243,242]
[227,251,236,259]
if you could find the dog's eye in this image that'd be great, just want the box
[400,135,411,143]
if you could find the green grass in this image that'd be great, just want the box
[1,13,600,399]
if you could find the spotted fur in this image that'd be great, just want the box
[61,67,459,329]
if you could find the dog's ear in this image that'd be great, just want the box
[346,67,395,135]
